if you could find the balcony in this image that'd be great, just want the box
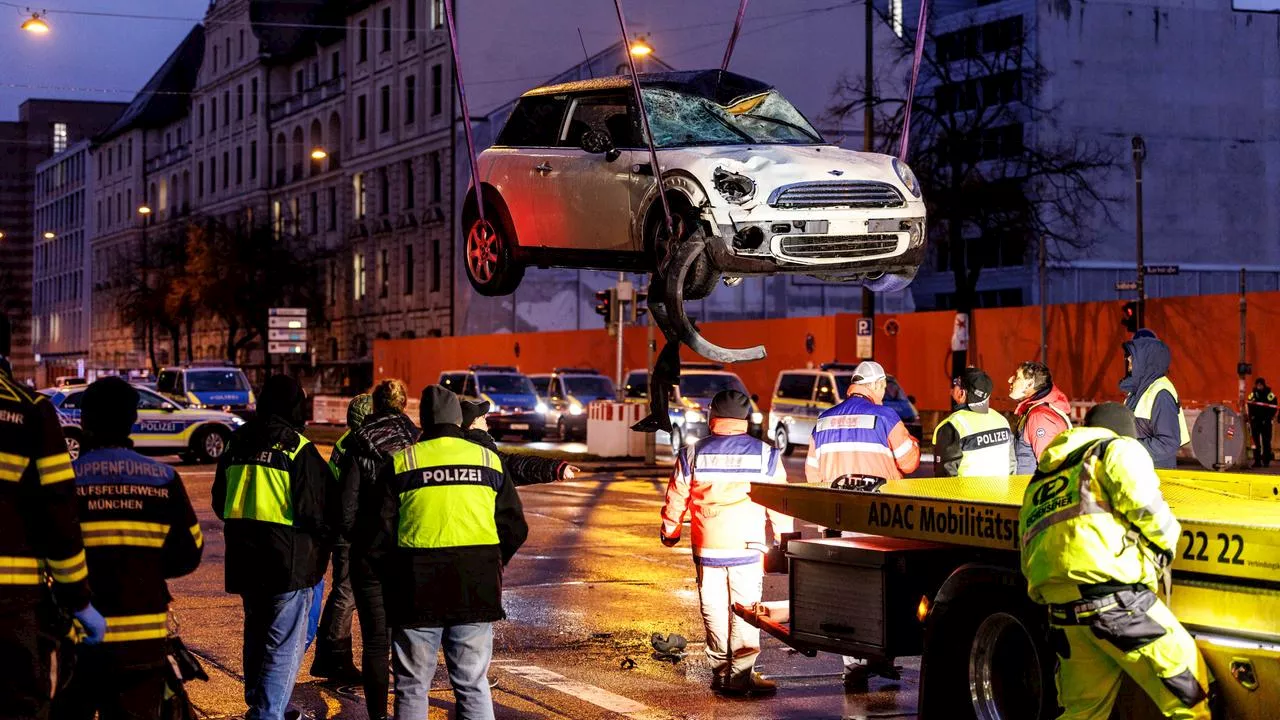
[268,75,345,123]
[145,145,191,174]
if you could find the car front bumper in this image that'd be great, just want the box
[490,412,546,436]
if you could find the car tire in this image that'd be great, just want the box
[192,425,231,464]
[919,585,1058,720]
[774,425,794,456]
[63,428,83,461]
[464,205,525,297]
[650,205,719,301]
[866,270,917,293]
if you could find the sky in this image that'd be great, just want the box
[0,0,210,120]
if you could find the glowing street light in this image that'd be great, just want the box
[43,231,55,239]
[21,12,50,34]
[629,36,653,57]
[137,205,152,215]
[0,231,6,240]
[310,147,328,160]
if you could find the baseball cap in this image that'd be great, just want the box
[851,361,886,385]
[956,367,993,402]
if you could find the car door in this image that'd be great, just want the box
[533,92,643,252]
[486,94,571,247]
[776,373,819,443]
[134,388,188,451]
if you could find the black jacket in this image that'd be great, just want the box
[1249,387,1278,425]
[361,424,528,628]
[464,428,567,487]
[339,411,419,541]
[212,416,334,595]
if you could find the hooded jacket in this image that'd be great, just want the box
[1120,336,1186,469]
[338,410,420,541]
[1013,385,1073,474]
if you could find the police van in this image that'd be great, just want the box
[528,368,616,441]
[42,382,245,463]
[440,365,545,441]
[769,364,921,454]
[622,364,763,451]
[156,363,256,417]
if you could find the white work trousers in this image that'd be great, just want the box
[695,559,763,683]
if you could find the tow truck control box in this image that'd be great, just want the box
[788,536,968,659]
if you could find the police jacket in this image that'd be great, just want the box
[1249,387,1277,425]
[1013,385,1072,474]
[661,419,793,566]
[73,446,203,667]
[805,392,920,483]
[362,423,528,628]
[0,372,89,613]
[932,406,1015,478]
[212,415,334,595]
[1018,427,1179,605]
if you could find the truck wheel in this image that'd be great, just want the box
[920,587,1057,720]
[192,426,231,464]
[774,425,794,456]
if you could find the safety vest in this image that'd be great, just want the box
[933,408,1013,477]
[391,436,504,550]
[221,434,312,525]
[1134,377,1190,446]
[328,430,350,478]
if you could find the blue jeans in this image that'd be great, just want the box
[306,578,325,651]
[242,587,314,720]
[392,623,494,720]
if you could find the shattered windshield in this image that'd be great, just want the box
[642,87,823,148]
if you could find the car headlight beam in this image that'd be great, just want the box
[892,158,922,198]
[536,402,549,414]
[684,409,705,424]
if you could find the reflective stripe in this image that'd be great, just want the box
[0,556,43,585]
[0,451,25,482]
[816,415,877,432]
[46,550,88,584]
[1134,378,1191,445]
[819,441,893,458]
[222,434,309,525]
[893,441,915,459]
[81,520,170,548]
[36,453,75,485]
[189,523,204,548]
[695,453,764,471]
[103,612,168,643]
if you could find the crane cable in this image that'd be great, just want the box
[898,0,930,161]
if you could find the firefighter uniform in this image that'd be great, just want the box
[932,409,1015,477]
[56,445,204,720]
[0,368,92,720]
[1019,421,1209,720]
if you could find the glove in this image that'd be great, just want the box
[74,604,106,645]
[561,465,580,480]
[660,532,679,547]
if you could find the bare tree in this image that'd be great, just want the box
[826,11,1118,315]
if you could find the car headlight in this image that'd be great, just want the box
[751,411,763,425]
[535,401,549,414]
[713,167,756,204]
[892,158,921,198]
[684,409,705,424]
[569,401,584,416]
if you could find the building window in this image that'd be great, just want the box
[430,151,442,202]
[328,260,337,306]
[210,98,217,131]
[222,151,229,188]
[403,244,415,295]
[380,86,391,133]
[404,75,416,124]
[357,95,368,139]
[309,191,319,234]
[431,64,443,116]
[128,138,133,166]
[359,20,369,62]
[249,140,257,179]
[327,187,337,230]
[379,167,390,214]
[431,235,441,291]
[331,51,341,79]
[223,90,230,125]
[381,7,392,52]
[197,161,204,196]
[239,28,245,58]
[406,0,417,40]
[209,156,217,194]
[251,78,259,113]
[237,85,244,119]
[379,249,389,298]
[431,0,444,29]
[213,44,219,72]
[295,69,305,93]
[353,252,367,300]
[199,105,205,136]
[52,122,67,154]
[353,172,366,219]
[403,159,415,209]
[289,197,300,234]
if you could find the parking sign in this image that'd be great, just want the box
[856,318,874,359]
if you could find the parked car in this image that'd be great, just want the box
[529,368,616,441]
[769,363,921,455]
[42,383,245,463]
[622,363,763,451]
[463,70,927,299]
[156,363,256,417]
[440,365,545,441]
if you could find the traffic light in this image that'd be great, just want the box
[594,288,617,327]
[633,289,648,322]
[1121,301,1138,333]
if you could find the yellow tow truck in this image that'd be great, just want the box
[737,469,1280,719]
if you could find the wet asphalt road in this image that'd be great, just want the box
[168,443,920,720]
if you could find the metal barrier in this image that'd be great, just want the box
[586,401,646,458]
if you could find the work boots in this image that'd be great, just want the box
[715,672,777,697]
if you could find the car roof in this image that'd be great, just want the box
[523,69,773,103]
[41,382,161,394]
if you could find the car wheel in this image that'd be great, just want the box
[63,428,83,461]
[650,206,719,301]
[464,211,525,297]
[866,270,917,293]
[774,425,794,456]
[193,426,231,464]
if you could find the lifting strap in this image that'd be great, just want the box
[898,0,930,161]
[721,0,750,72]
[442,0,484,225]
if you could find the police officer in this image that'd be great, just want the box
[1120,330,1189,468]
[361,385,527,720]
[1019,402,1209,720]
[0,313,104,720]
[933,368,1015,478]
[310,394,371,682]
[1248,378,1277,468]
[54,377,203,720]
[660,390,792,697]
[212,375,334,720]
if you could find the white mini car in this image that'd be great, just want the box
[464,70,927,301]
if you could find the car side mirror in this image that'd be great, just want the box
[580,129,620,162]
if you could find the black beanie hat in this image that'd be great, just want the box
[461,399,490,428]
[259,375,307,428]
[82,377,139,446]
[710,389,751,421]
[1085,402,1137,438]
[421,385,463,427]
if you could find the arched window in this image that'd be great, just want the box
[327,112,342,169]
[309,119,323,176]
[291,126,304,181]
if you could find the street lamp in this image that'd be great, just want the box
[21,11,49,34]
[629,36,653,57]
[137,205,152,216]
[42,231,55,240]
[310,147,328,160]
[0,231,6,241]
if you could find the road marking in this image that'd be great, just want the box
[498,663,674,720]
